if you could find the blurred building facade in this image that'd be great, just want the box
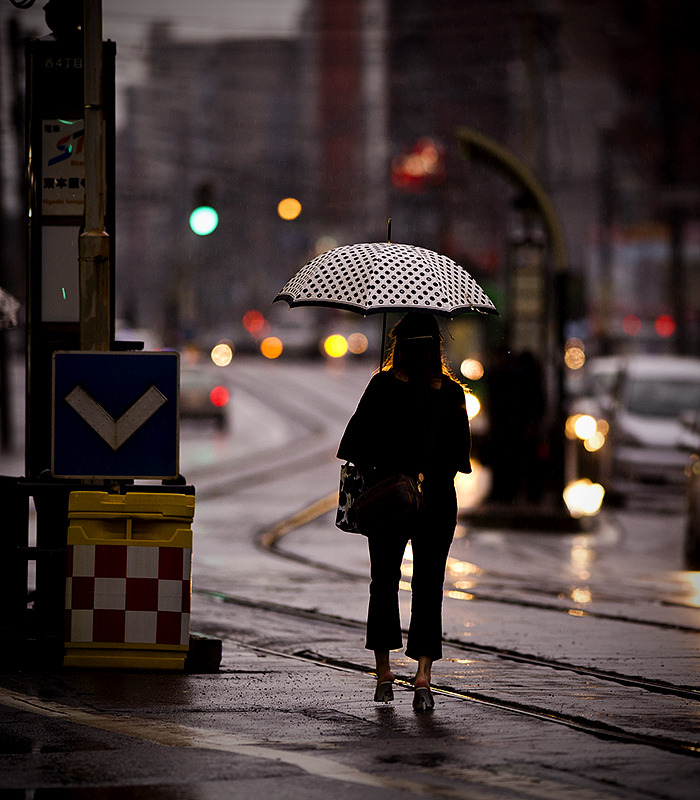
[116,23,304,346]
[68,1,700,355]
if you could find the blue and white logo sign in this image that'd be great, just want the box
[52,351,179,479]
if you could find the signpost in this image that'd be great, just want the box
[52,351,179,479]
[25,34,116,479]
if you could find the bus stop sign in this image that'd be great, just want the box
[52,351,179,479]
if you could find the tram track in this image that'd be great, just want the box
[257,493,700,634]
[198,416,697,631]
[186,361,369,501]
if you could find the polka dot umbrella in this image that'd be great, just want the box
[274,241,498,319]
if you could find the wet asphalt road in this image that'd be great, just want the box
[0,357,698,799]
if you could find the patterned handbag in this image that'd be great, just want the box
[335,462,366,534]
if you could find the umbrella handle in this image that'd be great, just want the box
[381,219,390,367]
[380,313,387,369]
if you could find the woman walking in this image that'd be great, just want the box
[337,312,472,709]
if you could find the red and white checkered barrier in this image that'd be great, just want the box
[65,543,192,647]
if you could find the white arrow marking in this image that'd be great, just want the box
[65,384,168,451]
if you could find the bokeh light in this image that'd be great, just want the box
[655,314,676,338]
[243,310,268,338]
[347,332,368,354]
[623,314,642,336]
[460,358,484,380]
[211,341,234,367]
[563,479,605,517]
[465,392,481,420]
[323,334,349,358]
[209,385,230,407]
[260,336,283,359]
[565,413,607,450]
[573,414,597,440]
[277,197,302,220]
[189,206,219,236]
[564,338,586,370]
[565,346,586,370]
[315,235,338,255]
[584,431,606,452]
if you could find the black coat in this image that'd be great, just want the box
[337,370,471,480]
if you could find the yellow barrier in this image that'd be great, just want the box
[64,492,194,670]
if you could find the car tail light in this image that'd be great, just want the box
[209,386,230,407]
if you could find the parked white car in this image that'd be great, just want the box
[604,356,700,495]
[573,355,624,414]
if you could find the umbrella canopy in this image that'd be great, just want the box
[0,287,21,330]
[274,242,498,318]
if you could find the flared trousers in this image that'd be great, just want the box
[364,479,457,662]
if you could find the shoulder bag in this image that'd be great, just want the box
[336,463,424,535]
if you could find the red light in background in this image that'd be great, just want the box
[242,310,268,337]
[655,314,676,338]
[391,137,445,192]
[622,314,642,336]
[209,386,230,407]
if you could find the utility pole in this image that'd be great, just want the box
[79,0,109,351]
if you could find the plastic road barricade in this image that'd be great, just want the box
[64,491,195,670]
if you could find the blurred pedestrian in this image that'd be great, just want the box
[514,351,546,502]
[485,348,545,504]
[337,312,472,709]
[483,345,519,502]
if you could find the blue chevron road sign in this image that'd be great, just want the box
[52,351,179,479]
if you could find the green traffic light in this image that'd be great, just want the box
[189,206,219,236]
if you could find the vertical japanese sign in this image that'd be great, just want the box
[42,119,85,216]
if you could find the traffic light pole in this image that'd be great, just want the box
[455,126,568,273]
[456,126,572,520]
[80,0,110,351]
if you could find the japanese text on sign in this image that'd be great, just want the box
[42,119,85,216]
